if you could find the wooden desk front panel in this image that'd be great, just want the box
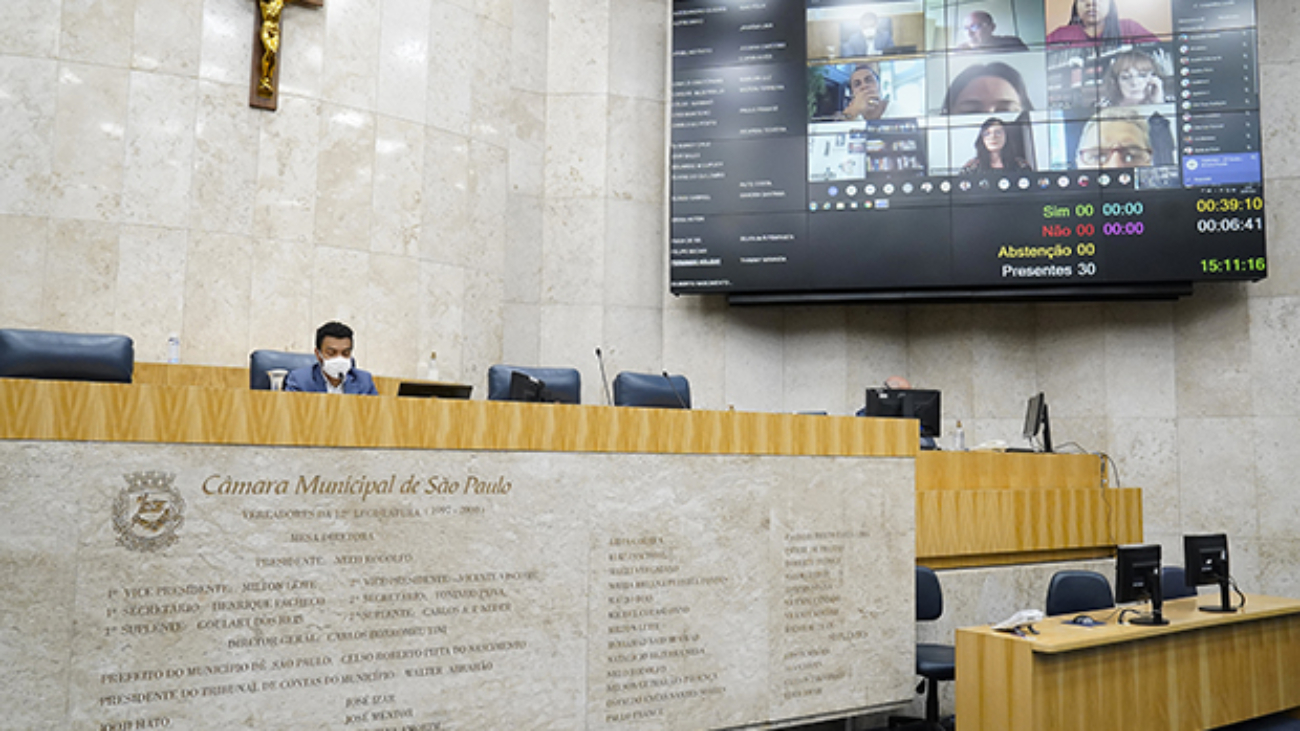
[957,596,1300,731]
[916,451,1103,491]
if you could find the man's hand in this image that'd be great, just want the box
[843,91,889,121]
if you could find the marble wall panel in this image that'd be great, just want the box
[51,63,129,222]
[1109,417,1179,535]
[419,260,468,383]
[546,0,611,95]
[419,128,471,265]
[190,80,260,235]
[44,218,120,332]
[1260,63,1300,182]
[966,304,1037,421]
[599,305,663,387]
[1258,0,1300,65]
[59,0,135,67]
[1252,416,1300,542]
[309,246,370,335]
[479,0,512,27]
[0,56,57,217]
[1257,539,1300,600]
[724,308,786,413]
[469,15,512,149]
[1177,417,1259,539]
[539,303,603,403]
[1,0,61,57]
[500,302,541,372]
[467,140,509,272]
[542,197,606,306]
[132,0,204,75]
[253,96,321,242]
[1249,295,1300,417]
[0,216,49,328]
[371,116,426,258]
[509,0,549,95]
[114,225,189,362]
[1103,303,1175,419]
[376,0,431,125]
[1035,302,1107,418]
[121,71,199,228]
[1174,285,1252,417]
[363,252,423,378]
[425,2,475,136]
[274,3,326,101]
[508,89,547,198]
[198,0,251,85]
[845,305,909,408]
[607,94,666,204]
[608,0,668,104]
[1257,176,1300,297]
[461,268,506,387]
[182,230,253,365]
[248,237,315,354]
[783,306,850,414]
[662,296,729,411]
[909,305,974,430]
[314,105,376,250]
[544,94,610,199]
[603,198,663,309]
[321,0,381,109]
[503,194,544,306]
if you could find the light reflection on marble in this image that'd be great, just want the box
[132,0,203,75]
[376,0,431,124]
[314,105,375,250]
[51,63,129,222]
[198,0,250,84]
[322,0,381,109]
[275,0,326,99]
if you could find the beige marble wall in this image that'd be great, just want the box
[3,0,1300,699]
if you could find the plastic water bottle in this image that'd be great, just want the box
[166,333,180,364]
[953,420,966,451]
[427,351,439,382]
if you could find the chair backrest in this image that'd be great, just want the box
[487,365,581,404]
[612,371,691,409]
[1045,569,1115,616]
[0,328,134,383]
[916,566,944,621]
[249,350,317,390]
[1161,565,1198,600]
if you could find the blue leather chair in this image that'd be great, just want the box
[612,371,690,409]
[1162,565,1198,600]
[1046,569,1115,616]
[0,328,134,383]
[487,365,581,404]
[249,350,317,390]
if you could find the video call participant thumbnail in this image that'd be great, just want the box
[955,10,1029,52]
[942,61,1036,115]
[1046,0,1163,47]
[1073,107,1172,169]
[841,11,894,57]
[961,117,1033,173]
[1102,48,1171,106]
[284,321,379,395]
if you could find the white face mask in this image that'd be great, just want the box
[321,356,351,380]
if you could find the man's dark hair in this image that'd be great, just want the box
[316,321,355,350]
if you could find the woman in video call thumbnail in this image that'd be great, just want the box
[1047,0,1160,47]
[942,62,1034,115]
[961,117,1032,174]
[1102,48,1170,106]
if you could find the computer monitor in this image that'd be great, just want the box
[864,388,941,439]
[507,371,554,403]
[1022,392,1053,453]
[1115,544,1168,626]
[1184,533,1236,613]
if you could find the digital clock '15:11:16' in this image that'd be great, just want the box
[1200,257,1266,275]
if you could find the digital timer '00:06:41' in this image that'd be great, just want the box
[1199,258,1267,275]
[1196,217,1263,234]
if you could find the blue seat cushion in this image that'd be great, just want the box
[0,328,134,383]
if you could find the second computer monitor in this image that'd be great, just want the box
[865,388,941,438]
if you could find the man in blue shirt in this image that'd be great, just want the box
[284,321,378,395]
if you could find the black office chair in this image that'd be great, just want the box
[1162,565,1198,600]
[909,566,956,730]
[248,349,317,390]
[1045,569,1115,616]
[0,328,134,383]
[486,364,581,404]
[612,371,690,409]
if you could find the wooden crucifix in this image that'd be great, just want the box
[249,0,322,111]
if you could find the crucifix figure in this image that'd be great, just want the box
[249,0,322,111]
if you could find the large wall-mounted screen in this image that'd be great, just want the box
[670,0,1265,302]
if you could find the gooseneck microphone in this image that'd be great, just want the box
[662,370,688,410]
[595,347,613,406]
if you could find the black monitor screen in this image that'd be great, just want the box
[1115,543,1162,604]
[1183,532,1229,586]
[508,371,549,402]
[670,0,1266,302]
[865,388,941,437]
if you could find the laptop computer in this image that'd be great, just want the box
[396,381,473,400]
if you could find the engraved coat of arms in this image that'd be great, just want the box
[113,472,185,552]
